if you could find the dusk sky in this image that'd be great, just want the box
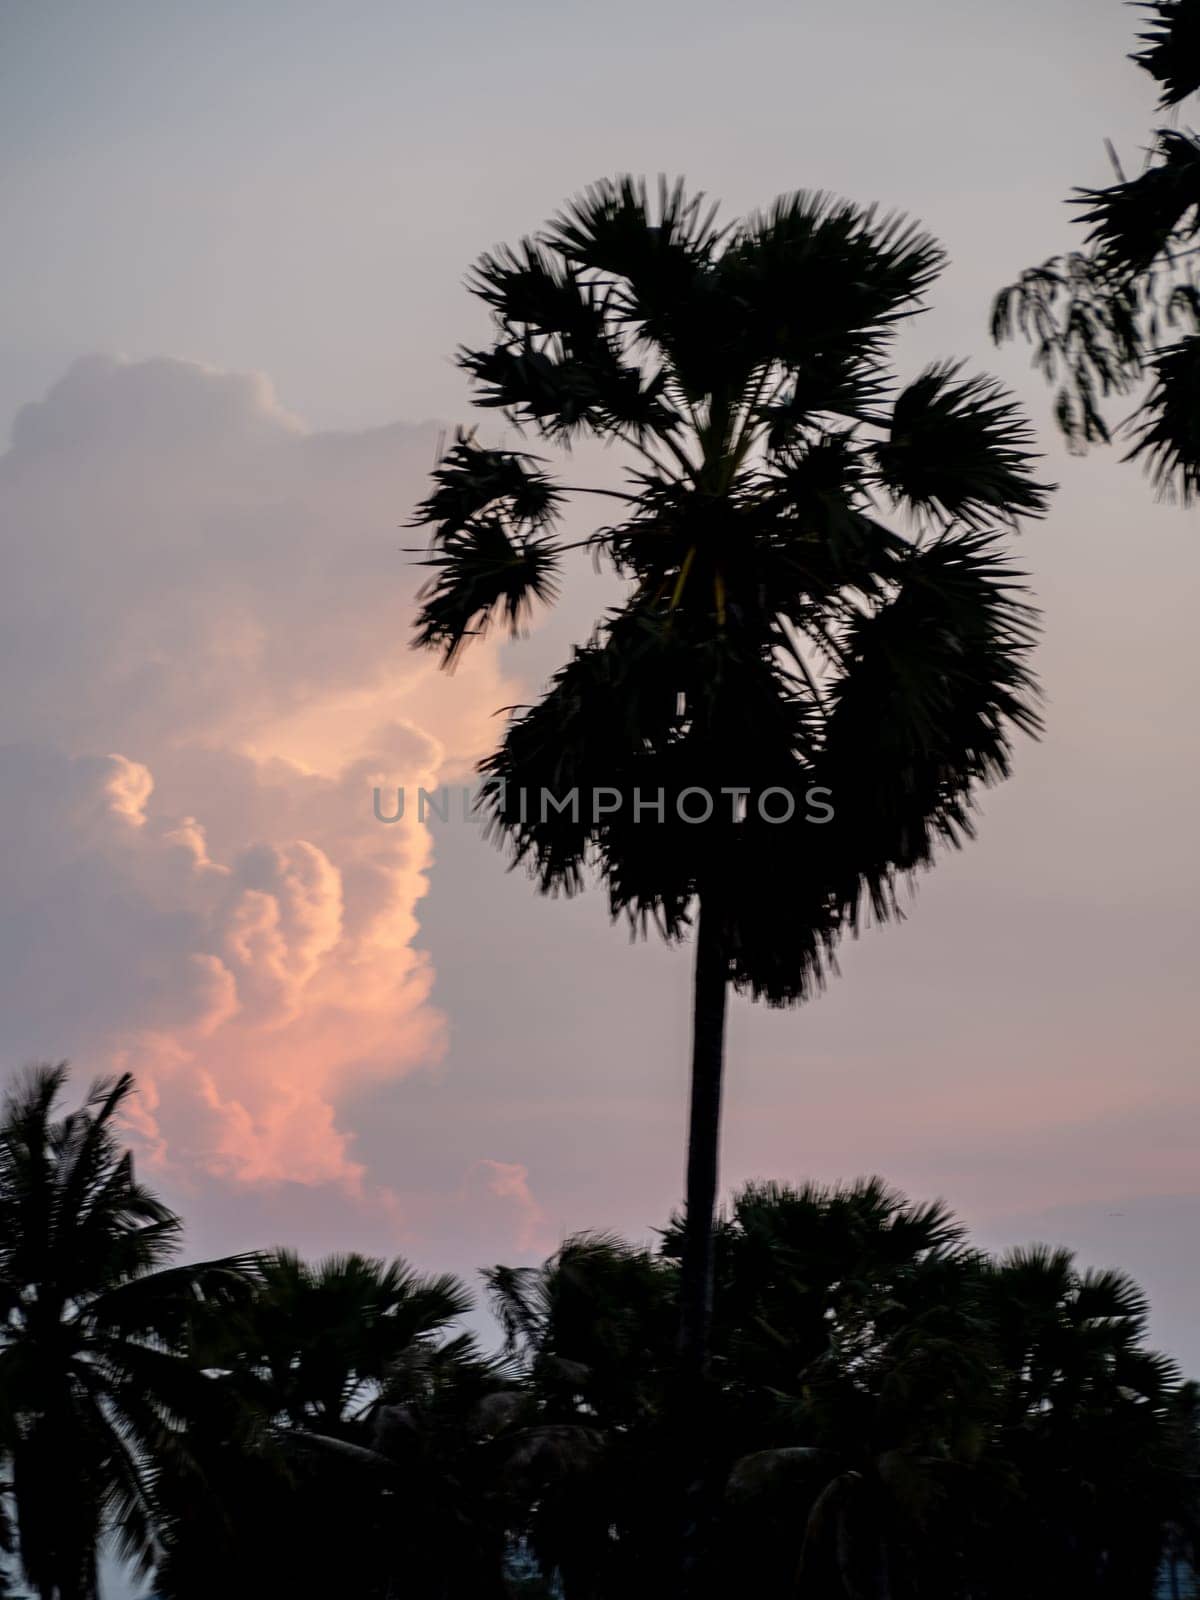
[2,0,1197,1446]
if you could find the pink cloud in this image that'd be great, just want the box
[0,355,518,1206]
[472,1159,551,1253]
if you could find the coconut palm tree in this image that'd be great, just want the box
[993,0,1200,499]
[0,1064,255,1600]
[409,179,1049,1586]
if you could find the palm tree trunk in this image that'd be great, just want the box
[677,890,729,1597]
[677,891,729,1375]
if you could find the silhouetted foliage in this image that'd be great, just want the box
[994,0,1200,500]
[154,1247,514,1600]
[0,1070,1195,1600]
[0,1066,256,1600]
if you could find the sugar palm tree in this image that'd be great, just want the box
[475,1186,1193,1600]
[154,1249,483,1600]
[409,178,1050,1539]
[684,1181,991,1598]
[980,1245,1186,1597]
[713,1194,1192,1599]
[237,1249,473,1432]
[0,1064,255,1600]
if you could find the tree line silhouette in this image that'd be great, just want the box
[0,1066,1195,1600]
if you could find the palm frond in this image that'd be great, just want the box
[718,192,944,382]
[411,429,563,537]
[815,530,1040,922]
[1123,332,1200,499]
[872,362,1052,527]
[413,516,561,663]
[484,1263,550,1355]
[91,1253,262,1342]
[470,238,612,340]
[548,174,724,279]
[1131,0,1200,106]
[546,175,738,402]
[1075,129,1200,276]
[459,335,677,442]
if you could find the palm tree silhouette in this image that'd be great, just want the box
[980,1245,1187,1597]
[666,1180,983,1595]
[0,1065,255,1600]
[409,175,1049,1581]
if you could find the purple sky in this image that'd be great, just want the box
[2,0,1197,1439]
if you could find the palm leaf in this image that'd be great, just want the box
[1075,129,1200,276]
[816,530,1040,921]
[412,430,563,537]
[718,192,945,386]
[1123,332,1200,499]
[1131,0,1200,106]
[872,362,1051,527]
[414,516,560,663]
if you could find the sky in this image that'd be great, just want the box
[1,0,1198,1478]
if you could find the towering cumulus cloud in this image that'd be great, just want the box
[0,355,514,1214]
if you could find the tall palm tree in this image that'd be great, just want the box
[409,176,1050,1508]
[0,1064,255,1600]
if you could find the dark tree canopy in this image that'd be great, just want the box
[0,1068,1195,1600]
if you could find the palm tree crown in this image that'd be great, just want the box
[236,1248,473,1432]
[413,175,1050,1004]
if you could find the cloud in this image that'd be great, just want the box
[0,354,517,1211]
[471,1160,551,1253]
